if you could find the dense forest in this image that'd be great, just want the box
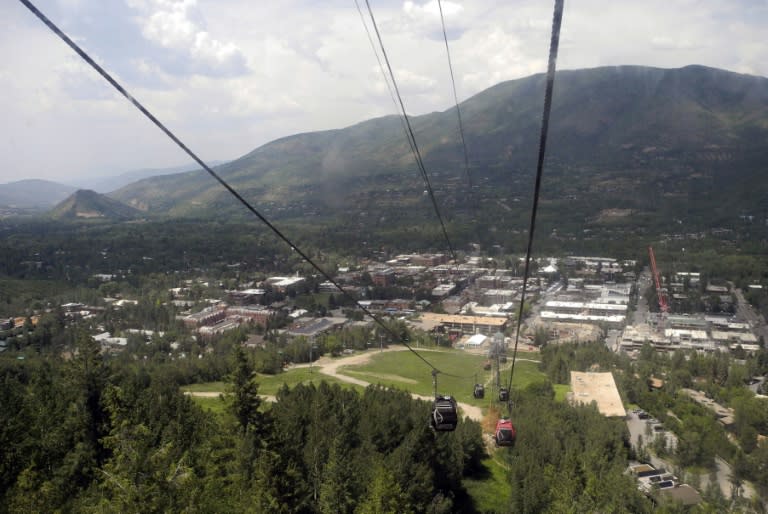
[2,208,767,280]
[0,325,676,513]
[0,338,485,513]
[503,382,651,513]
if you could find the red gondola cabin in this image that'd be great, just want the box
[495,417,516,447]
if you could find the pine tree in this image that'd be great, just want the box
[228,347,263,435]
[318,436,354,514]
[356,464,412,514]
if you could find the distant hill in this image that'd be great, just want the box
[50,190,141,220]
[109,65,768,233]
[70,161,228,194]
[0,179,78,209]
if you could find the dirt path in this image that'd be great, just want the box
[188,347,485,422]
[184,391,276,403]
[316,346,483,422]
[305,347,484,422]
[297,346,405,387]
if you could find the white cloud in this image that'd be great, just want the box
[143,1,198,48]
[4,0,768,184]
[399,0,467,39]
[650,36,701,51]
[396,68,437,94]
[403,0,463,19]
[460,27,546,92]
[135,0,247,76]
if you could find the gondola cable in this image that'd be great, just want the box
[359,2,470,381]
[436,0,474,196]
[363,0,457,262]
[353,0,420,168]
[21,0,565,430]
[17,0,445,376]
[504,0,565,407]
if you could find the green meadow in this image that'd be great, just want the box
[182,348,564,413]
[338,348,548,407]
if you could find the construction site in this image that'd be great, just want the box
[616,247,761,357]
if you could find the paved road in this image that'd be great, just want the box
[634,271,651,326]
[734,287,768,342]
[626,411,755,500]
[699,456,756,501]
[626,411,677,467]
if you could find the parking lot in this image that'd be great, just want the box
[627,410,677,453]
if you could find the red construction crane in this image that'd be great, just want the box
[648,246,669,314]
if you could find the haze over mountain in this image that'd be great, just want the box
[50,189,141,221]
[69,161,228,194]
[103,65,768,231]
[0,179,78,209]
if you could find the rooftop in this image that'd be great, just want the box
[419,313,508,326]
[569,371,626,417]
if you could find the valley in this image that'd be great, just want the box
[2,64,768,512]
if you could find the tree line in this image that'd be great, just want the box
[0,338,486,513]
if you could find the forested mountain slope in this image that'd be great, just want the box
[110,65,768,236]
[50,189,141,220]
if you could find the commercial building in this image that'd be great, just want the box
[419,312,508,335]
[227,306,274,326]
[482,289,517,306]
[227,288,265,305]
[432,283,456,298]
[540,300,627,328]
[183,305,227,329]
[371,268,395,287]
[266,276,305,292]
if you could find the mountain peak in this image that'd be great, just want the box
[50,189,141,221]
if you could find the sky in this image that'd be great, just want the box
[2,0,768,184]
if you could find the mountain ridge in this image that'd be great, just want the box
[103,65,768,231]
[0,179,78,209]
[68,160,229,194]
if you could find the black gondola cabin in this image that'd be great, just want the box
[431,395,458,432]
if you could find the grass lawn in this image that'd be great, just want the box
[339,349,547,408]
[180,349,548,411]
[189,395,228,415]
[256,368,365,396]
[180,369,364,398]
[462,456,512,513]
[553,384,571,402]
